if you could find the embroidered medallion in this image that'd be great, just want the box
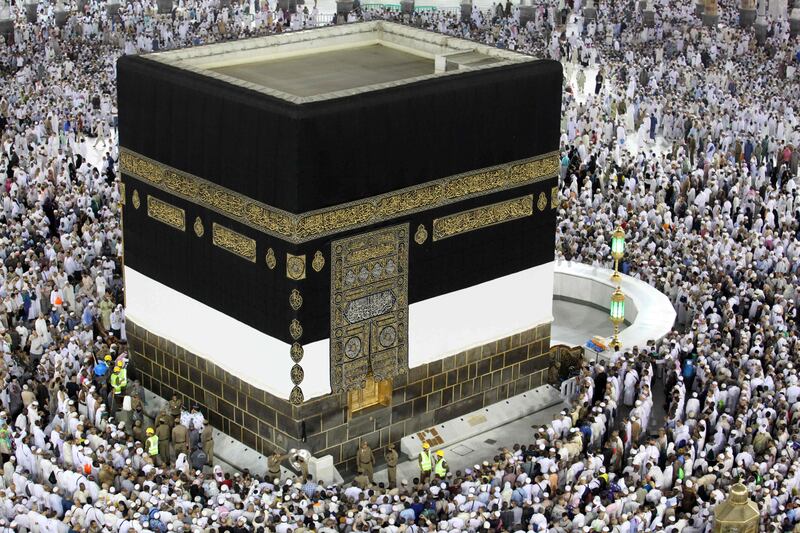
[290,364,304,385]
[537,191,547,211]
[286,254,306,280]
[290,342,304,363]
[289,319,303,340]
[193,217,205,237]
[289,289,303,311]
[414,224,428,245]
[312,250,325,272]
[289,386,304,405]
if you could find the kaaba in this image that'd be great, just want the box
[119,21,562,472]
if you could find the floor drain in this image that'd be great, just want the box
[484,438,496,445]
[451,444,474,456]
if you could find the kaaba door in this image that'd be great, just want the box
[330,224,409,394]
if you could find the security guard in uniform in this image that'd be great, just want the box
[172,421,189,457]
[155,416,172,465]
[201,424,214,464]
[145,428,159,461]
[434,450,448,479]
[357,441,375,483]
[353,469,370,489]
[267,452,289,482]
[384,443,399,488]
[168,394,182,425]
[419,442,432,482]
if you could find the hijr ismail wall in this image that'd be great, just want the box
[118,22,563,469]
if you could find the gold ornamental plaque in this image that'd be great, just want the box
[330,224,409,393]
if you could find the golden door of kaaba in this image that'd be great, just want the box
[330,224,409,393]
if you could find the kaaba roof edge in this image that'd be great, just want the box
[136,21,537,105]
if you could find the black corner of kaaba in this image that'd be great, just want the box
[118,39,563,347]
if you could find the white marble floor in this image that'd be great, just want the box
[551,298,626,347]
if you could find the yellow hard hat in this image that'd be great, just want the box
[146,428,154,435]
[104,355,112,362]
[436,450,444,457]
[113,366,121,372]
[422,442,430,449]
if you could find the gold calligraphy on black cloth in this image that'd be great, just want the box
[147,195,186,231]
[432,195,533,241]
[120,148,559,243]
[212,223,257,262]
[330,224,409,393]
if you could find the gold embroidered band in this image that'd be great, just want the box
[432,195,533,241]
[121,148,559,244]
[147,195,186,231]
[212,222,257,262]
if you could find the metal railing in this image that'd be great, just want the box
[559,376,579,405]
[362,3,401,9]
[361,3,460,12]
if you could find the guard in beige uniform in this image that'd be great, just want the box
[353,470,370,489]
[155,418,171,465]
[201,424,214,463]
[267,452,289,481]
[384,442,399,488]
[168,395,182,424]
[357,441,375,483]
[172,422,189,456]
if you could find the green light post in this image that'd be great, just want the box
[609,287,626,350]
[610,225,626,283]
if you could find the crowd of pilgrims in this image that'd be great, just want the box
[0,0,799,527]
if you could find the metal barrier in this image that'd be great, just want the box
[559,376,579,405]
[361,3,458,12]
[362,3,400,8]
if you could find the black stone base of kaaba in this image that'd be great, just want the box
[127,320,553,473]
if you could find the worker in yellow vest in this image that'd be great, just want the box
[109,366,124,414]
[418,442,432,482]
[145,428,159,463]
[110,367,124,394]
[117,364,128,390]
[434,450,448,479]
